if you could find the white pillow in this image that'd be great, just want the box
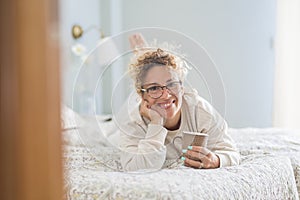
[61,105,117,147]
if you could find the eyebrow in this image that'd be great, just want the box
[142,79,174,87]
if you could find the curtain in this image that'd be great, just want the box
[273,0,300,129]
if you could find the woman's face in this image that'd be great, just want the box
[141,65,183,119]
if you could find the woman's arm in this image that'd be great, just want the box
[183,111,239,168]
[205,118,240,167]
[182,93,240,168]
[119,123,168,171]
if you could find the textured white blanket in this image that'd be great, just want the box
[61,110,300,199]
[229,128,300,198]
[63,133,299,199]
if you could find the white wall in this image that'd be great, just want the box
[117,0,276,128]
[59,0,101,113]
[59,0,276,128]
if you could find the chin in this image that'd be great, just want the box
[164,110,178,119]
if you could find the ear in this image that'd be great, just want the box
[137,90,144,98]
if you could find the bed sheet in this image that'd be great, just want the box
[63,144,299,200]
[228,127,300,196]
[61,110,300,199]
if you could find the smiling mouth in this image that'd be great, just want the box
[158,99,176,109]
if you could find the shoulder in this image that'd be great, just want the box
[183,88,216,116]
[182,88,227,132]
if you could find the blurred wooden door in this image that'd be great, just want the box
[0,0,63,200]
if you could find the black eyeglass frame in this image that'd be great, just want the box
[140,80,182,99]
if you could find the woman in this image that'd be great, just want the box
[119,35,239,172]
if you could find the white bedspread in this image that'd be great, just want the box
[63,135,299,199]
[61,110,300,199]
[229,127,300,196]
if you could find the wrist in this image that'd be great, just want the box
[150,118,164,125]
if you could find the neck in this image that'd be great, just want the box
[164,110,181,131]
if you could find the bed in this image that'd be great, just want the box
[61,106,300,199]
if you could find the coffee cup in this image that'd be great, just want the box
[182,131,208,149]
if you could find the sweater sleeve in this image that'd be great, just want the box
[119,123,168,172]
[205,112,240,167]
[189,91,240,167]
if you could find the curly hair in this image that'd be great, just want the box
[129,48,188,93]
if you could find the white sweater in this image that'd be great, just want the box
[119,89,240,171]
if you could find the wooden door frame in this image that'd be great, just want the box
[0,0,63,199]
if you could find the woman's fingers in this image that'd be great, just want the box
[148,106,165,125]
[139,100,150,119]
[150,103,167,118]
[139,100,164,125]
[188,146,210,154]
[183,157,204,169]
[182,146,220,169]
[184,149,207,161]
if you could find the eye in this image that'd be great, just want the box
[167,82,178,88]
[147,86,161,92]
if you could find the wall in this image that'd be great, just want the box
[59,0,276,128]
[117,0,276,128]
[59,0,101,113]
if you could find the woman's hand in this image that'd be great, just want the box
[182,146,220,169]
[140,99,165,125]
[129,33,148,51]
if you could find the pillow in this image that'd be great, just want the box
[61,105,118,147]
[61,105,82,130]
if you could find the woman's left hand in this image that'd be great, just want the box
[182,146,220,169]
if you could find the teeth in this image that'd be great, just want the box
[159,102,172,109]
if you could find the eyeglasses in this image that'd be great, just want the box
[140,81,182,99]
